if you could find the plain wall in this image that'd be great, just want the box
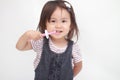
[0,0,120,80]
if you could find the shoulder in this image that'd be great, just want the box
[68,40,80,52]
[72,42,80,53]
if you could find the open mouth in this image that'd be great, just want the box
[56,30,63,34]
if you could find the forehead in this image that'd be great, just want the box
[51,7,70,19]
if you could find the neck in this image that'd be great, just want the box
[50,37,68,48]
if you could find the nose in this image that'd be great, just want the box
[55,22,61,28]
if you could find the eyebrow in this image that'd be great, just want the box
[50,18,70,20]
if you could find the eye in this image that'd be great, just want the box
[49,19,56,23]
[51,20,55,23]
[62,20,67,23]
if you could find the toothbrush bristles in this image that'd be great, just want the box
[41,30,56,38]
[48,30,56,35]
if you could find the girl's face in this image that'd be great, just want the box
[46,7,71,40]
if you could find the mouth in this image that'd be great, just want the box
[56,30,63,34]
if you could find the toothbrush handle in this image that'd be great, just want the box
[41,34,46,36]
[41,30,56,39]
[41,30,48,37]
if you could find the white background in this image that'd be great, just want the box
[0,0,120,80]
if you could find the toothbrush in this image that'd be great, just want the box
[41,30,56,39]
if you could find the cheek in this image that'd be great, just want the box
[64,26,71,33]
[46,25,55,32]
[66,23,71,31]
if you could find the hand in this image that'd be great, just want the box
[26,30,43,41]
[16,30,43,51]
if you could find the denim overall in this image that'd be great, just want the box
[34,38,73,80]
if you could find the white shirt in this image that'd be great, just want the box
[31,38,82,69]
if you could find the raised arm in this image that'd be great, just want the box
[16,30,42,51]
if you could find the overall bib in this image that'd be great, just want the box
[34,38,73,80]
